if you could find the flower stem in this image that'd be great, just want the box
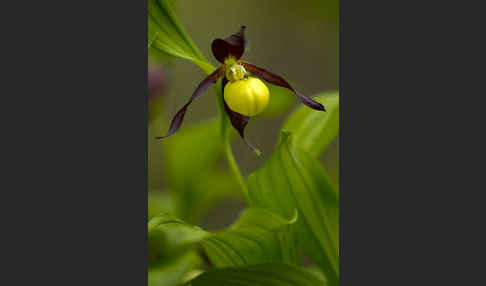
[222,126,250,203]
[215,82,249,202]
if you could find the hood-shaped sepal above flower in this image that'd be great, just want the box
[211,26,247,63]
[155,66,225,139]
[240,62,326,112]
[222,77,262,156]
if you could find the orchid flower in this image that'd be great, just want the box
[156,26,325,154]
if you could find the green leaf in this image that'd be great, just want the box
[148,208,298,270]
[148,0,214,74]
[282,91,339,156]
[148,213,209,248]
[149,251,201,286]
[189,262,326,286]
[248,132,339,286]
[202,208,299,267]
[148,213,209,266]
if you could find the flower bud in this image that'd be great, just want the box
[224,77,270,116]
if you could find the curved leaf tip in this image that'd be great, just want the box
[289,209,299,224]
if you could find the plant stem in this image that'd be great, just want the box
[223,127,250,203]
[214,82,249,202]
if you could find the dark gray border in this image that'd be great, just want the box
[0,0,147,284]
[340,0,483,284]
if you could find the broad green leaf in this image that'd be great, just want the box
[148,213,209,248]
[149,251,201,286]
[248,132,339,286]
[148,209,298,270]
[189,262,326,286]
[282,91,339,156]
[202,208,299,267]
[148,213,209,266]
[148,0,214,74]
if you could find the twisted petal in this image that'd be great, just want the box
[222,77,262,155]
[211,26,247,63]
[240,62,326,112]
[156,66,225,139]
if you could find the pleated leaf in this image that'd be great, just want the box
[149,213,209,247]
[148,208,299,270]
[148,213,209,266]
[282,91,339,157]
[189,262,326,286]
[248,132,339,286]
[202,208,298,267]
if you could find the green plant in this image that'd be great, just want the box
[148,1,339,285]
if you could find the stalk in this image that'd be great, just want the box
[213,81,250,202]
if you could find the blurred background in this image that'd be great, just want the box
[149,0,338,230]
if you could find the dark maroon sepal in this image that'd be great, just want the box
[155,66,225,139]
[240,62,326,112]
[222,77,261,155]
[211,26,247,63]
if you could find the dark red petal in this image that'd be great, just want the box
[222,77,261,155]
[211,26,247,63]
[155,66,225,139]
[241,62,326,112]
